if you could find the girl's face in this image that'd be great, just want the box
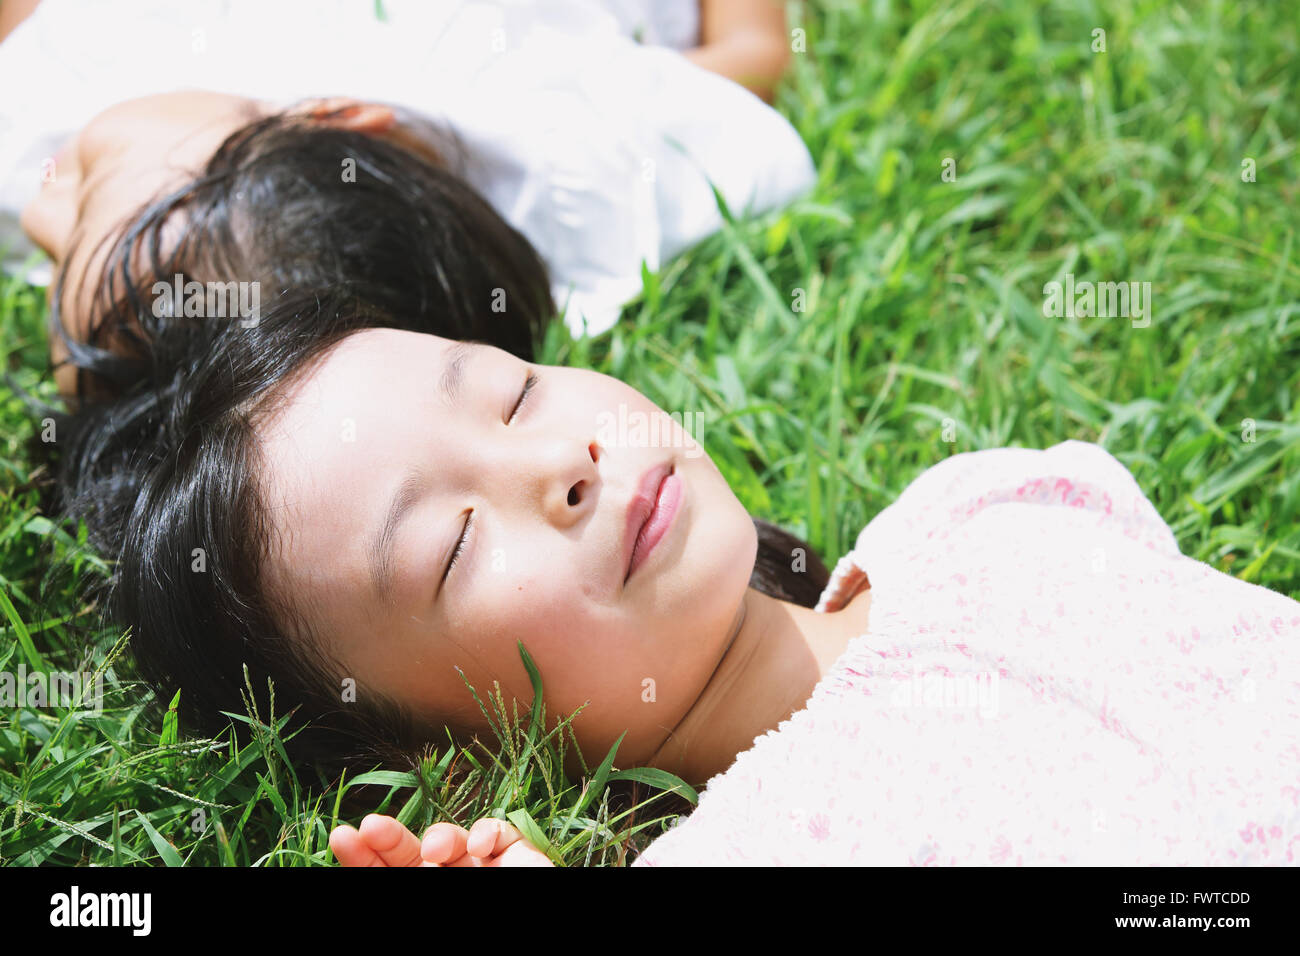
[255,328,759,764]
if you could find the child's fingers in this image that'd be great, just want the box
[330,823,384,867]
[420,821,471,865]
[354,813,425,867]
[493,838,557,867]
[465,818,526,860]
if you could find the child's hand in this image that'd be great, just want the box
[330,813,554,867]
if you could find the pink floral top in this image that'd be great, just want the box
[634,441,1300,865]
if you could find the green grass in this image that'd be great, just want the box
[3,0,1299,865]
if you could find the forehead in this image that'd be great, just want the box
[255,329,450,609]
[257,327,450,497]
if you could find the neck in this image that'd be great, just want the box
[646,585,870,784]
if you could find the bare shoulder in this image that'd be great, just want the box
[0,0,43,46]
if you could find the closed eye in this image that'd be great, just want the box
[508,370,539,424]
[443,510,473,584]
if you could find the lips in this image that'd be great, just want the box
[623,462,682,584]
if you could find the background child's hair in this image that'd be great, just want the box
[48,105,554,405]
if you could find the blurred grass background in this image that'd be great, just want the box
[1,0,1298,865]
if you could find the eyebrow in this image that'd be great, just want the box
[440,341,470,409]
[366,343,475,606]
[368,467,429,607]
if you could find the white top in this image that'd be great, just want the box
[0,0,815,336]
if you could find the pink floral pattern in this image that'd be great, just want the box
[634,441,1300,865]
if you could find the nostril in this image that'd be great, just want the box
[568,482,582,507]
[588,442,600,463]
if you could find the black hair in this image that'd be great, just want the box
[749,519,831,607]
[48,105,554,406]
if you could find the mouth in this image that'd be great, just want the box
[623,462,683,585]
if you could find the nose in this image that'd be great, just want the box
[527,436,602,530]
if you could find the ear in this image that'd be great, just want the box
[296,97,396,134]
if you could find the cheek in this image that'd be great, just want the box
[460,560,636,696]
[470,558,608,656]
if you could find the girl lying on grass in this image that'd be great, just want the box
[0,0,811,402]
[44,288,1300,866]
